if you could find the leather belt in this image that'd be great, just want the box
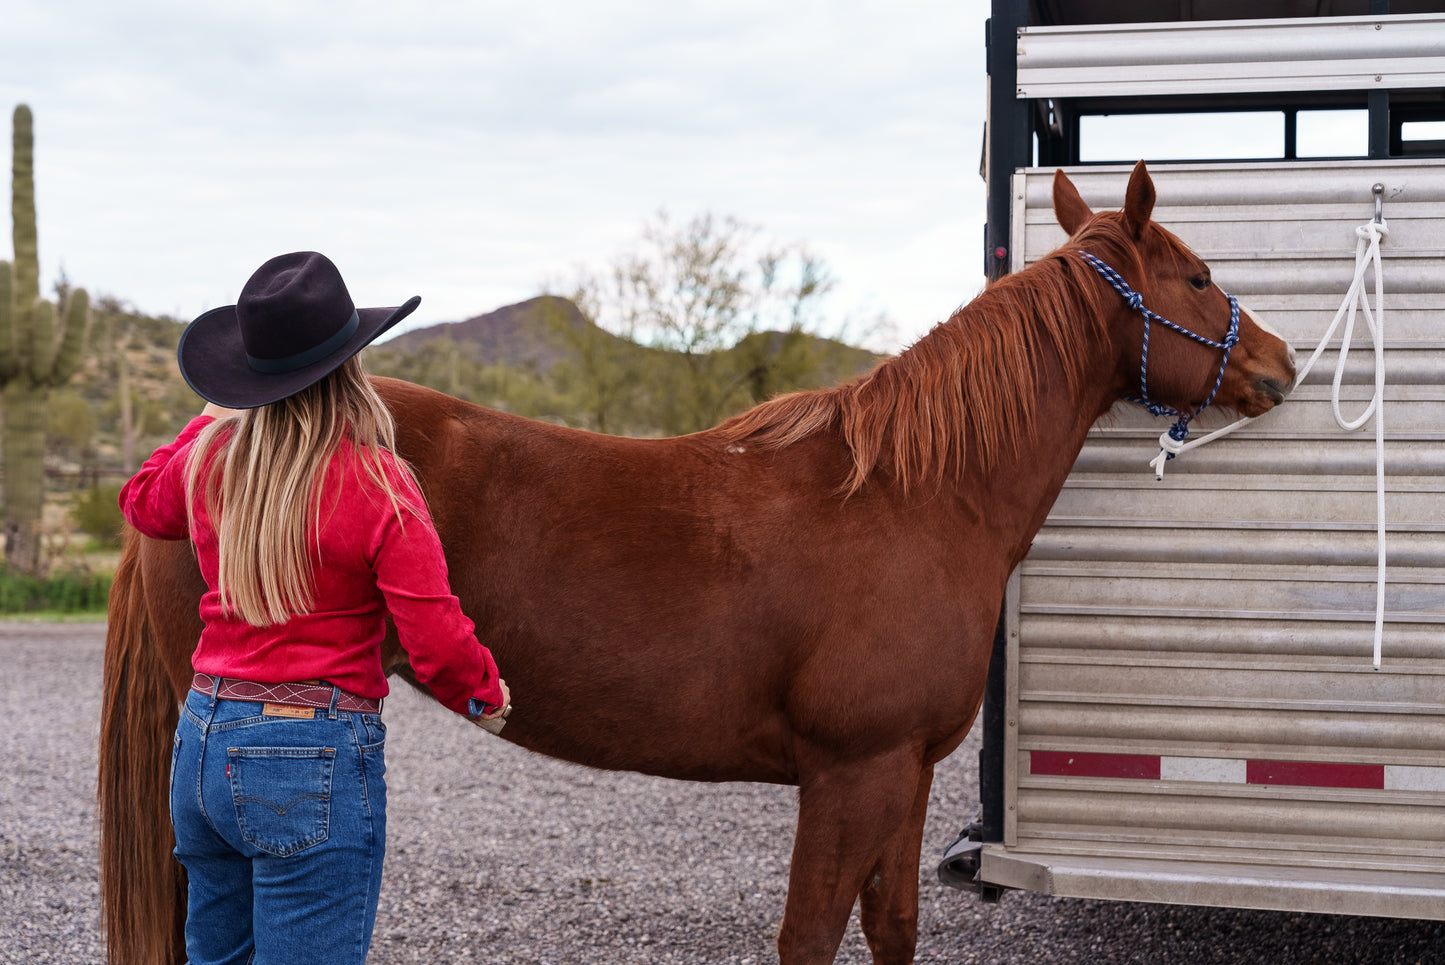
[191,672,382,714]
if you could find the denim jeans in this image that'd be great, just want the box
[171,686,387,965]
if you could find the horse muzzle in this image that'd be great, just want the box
[1256,374,1292,407]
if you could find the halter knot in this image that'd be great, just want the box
[1125,292,1144,311]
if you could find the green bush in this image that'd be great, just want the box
[0,566,111,614]
[73,481,125,547]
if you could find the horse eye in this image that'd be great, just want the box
[1190,275,1211,292]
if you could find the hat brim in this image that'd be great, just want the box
[178,296,420,408]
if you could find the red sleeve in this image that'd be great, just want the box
[369,462,505,716]
[118,416,215,541]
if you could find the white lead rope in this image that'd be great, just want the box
[1147,213,1390,667]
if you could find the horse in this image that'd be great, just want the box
[98,161,1297,965]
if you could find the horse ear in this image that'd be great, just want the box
[1052,169,1093,236]
[1123,160,1156,239]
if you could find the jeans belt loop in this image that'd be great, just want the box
[327,682,340,720]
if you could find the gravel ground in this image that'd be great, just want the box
[2,621,1443,964]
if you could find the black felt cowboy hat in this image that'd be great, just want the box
[178,251,420,408]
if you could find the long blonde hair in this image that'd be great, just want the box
[185,357,415,626]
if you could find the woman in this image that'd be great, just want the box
[119,251,510,965]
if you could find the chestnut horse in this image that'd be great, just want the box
[99,162,1296,964]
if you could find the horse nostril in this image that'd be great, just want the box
[1257,376,1290,404]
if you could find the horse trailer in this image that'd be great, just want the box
[941,0,1445,919]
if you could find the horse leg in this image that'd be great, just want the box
[858,763,933,964]
[778,745,926,965]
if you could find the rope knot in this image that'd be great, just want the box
[1357,220,1389,243]
[1125,292,1144,311]
[1149,422,1193,480]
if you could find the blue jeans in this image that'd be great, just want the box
[171,686,388,965]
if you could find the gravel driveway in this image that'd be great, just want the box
[2,622,1441,964]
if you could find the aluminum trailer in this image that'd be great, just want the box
[941,0,1445,920]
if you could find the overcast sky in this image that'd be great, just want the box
[2,1,992,352]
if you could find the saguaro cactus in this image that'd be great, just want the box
[4,104,90,574]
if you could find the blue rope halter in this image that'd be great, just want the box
[1078,251,1240,459]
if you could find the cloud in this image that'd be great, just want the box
[2,1,990,349]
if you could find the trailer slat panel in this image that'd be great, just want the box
[1000,157,1445,912]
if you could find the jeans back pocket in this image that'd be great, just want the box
[227,746,336,857]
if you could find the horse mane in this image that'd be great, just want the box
[718,215,1185,496]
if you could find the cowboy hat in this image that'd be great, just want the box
[177,251,419,408]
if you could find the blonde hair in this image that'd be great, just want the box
[185,357,416,626]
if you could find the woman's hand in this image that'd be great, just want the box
[480,678,511,720]
[201,402,243,419]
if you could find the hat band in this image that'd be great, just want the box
[245,310,360,374]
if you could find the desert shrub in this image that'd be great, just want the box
[0,566,111,614]
[73,482,125,548]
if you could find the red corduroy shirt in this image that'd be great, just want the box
[119,415,504,716]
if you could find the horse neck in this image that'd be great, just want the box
[717,251,1128,547]
[937,281,1125,568]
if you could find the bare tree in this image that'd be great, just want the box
[555,211,851,435]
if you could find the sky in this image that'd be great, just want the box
[2,1,993,353]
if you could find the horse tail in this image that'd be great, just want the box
[98,528,185,964]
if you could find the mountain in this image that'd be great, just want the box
[381,294,602,372]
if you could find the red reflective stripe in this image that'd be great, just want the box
[1030,751,1161,780]
[1030,752,1387,789]
[1246,760,1385,789]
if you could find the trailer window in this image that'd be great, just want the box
[1296,110,1367,158]
[1078,112,1283,163]
[1404,121,1445,140]
[1401,120,1445,156]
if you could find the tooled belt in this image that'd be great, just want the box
[190,672,382,714]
